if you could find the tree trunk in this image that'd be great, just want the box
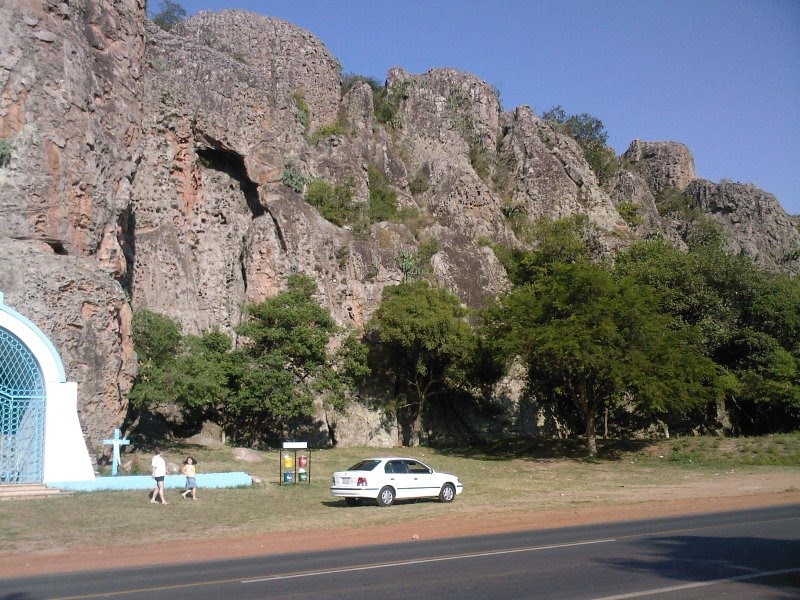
[586,409,597,458]
[577,382,597,458]
[407,379,427,447]
[409,410,423,447]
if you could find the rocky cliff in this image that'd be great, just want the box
[1,4,798,451]
[1,0,144,444]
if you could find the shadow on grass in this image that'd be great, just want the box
[321,498,444,509]
[433,437,657,462]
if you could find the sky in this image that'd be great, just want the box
[169,0,800,215]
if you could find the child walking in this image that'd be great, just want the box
[181,456,198,499]
[150,447,168,505]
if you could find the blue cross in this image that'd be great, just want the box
[101,428,130,476]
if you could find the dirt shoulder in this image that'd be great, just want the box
[1,487,798,579]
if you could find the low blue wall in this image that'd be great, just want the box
[46,472,252,492]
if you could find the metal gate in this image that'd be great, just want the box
[0,327,46,484]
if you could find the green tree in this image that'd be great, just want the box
[615,240,800,433]
[305,178,358,226]
[615,240,733,349]
[150,0,187,31]
[367,281,477,445]
[542,105,619,185]
[129,311,232,429]
[486,261,718,456]
[229,275,367,444]
[131,309,181,366]
[368,165,398,222]
[496,214,595,285]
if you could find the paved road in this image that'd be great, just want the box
[2,505,798,599]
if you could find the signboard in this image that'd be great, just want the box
[282,441,308,449]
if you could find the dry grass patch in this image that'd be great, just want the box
[1,435,798,554]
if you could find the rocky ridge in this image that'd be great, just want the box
[1,5,799,450]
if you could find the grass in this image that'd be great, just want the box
[1,434,798,553]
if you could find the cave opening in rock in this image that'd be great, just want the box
[196,146,264,218]
[117,207,135,295]
[46,241,68,255]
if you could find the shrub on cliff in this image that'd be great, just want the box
[542,105,620,185]
[305,177,358,227]
[368,165,399,222]
[150,0,186,31]
[0,138,11,168]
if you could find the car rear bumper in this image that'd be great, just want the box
[330,486,379,498]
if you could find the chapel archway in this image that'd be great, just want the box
[0,326,46,483]
[0,292,94,484]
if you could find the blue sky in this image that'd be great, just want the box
[168,1,800,215]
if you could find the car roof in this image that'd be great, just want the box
[363,457,424,461]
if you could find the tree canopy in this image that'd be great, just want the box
[128,276,368,445]
[128,310,232,439]
[127,228,800,450]
[150,0,187,31]
[228,274,368,444]
[484,260,720,456]
[367,281,477,445]
[542,105,619,184]
[616,240,800,433]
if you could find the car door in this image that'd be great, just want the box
[404,460,437,498]
[383,460,416,499]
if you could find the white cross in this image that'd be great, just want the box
[101,428,130,476]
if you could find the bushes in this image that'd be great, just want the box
[341,73,382,97]
[292,91,310,133]
[368,166,399,222]
[542,105,620,185]
[281,162,306,193]
[308,119,349,145]
[408,166,431,196]
[0,138,11,168]
[341,72,405,128]
[616,201,643,226]
[305,178,357,227]
[300,165,428,231]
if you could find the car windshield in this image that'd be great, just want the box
[346,459,381,472]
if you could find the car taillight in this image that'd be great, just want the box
[357,477,367,486]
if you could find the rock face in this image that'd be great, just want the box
[606,170,686,249]
[173,10,341,130]
[623,139,697,194]
[1,0,143,447]
[2,5,798,450]
[0,0,145,268]
[0,240,135,444]
[686,180,800,273]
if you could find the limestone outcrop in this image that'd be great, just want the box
[623,139,697,194]
[1,4,798,450]
[686,179,800,274]
[1,0,143,447]
[0,240,135,444]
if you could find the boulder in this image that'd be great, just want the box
[623,139,697,194]
[232,447,264,463]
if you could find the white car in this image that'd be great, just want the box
[330,457,463,507]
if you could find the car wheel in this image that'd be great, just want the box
[376,486,395,507]
[344,497,362,507]
[439,482,456,503]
